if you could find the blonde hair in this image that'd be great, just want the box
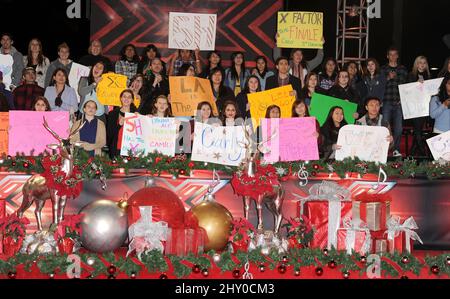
[412,56,430,77]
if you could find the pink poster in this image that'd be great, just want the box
[8,111,70,156]
[261,117,319,162]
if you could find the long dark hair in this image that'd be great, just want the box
[119,44,139,62]
[119,89,138,111]
[140,44,161,64]
[438,57,450,78]
[301,72,319,94]
[438,77,450,103]
[255,55,269,78]
[196,101,214,119]
[206,51,222,69]
[290,49,307,68]
[178,63,195,76]
[87,61,106,85]
[229,51,246,81]
[321,57,338,78]
[362,58,380,77]
[323,106,347,129]
[151,95,172,117]
[26,38,45,67]
[242,75,261,94]
[31,96,51,111]
[209,67,227,97]
[220,100,240,124]
[291,99,310,117]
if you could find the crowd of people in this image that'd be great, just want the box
[0,32,449,160]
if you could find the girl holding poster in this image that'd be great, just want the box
[151,95,172,117]
[299,72,324,106]
[209,67,235,114]
[220,101,242,126]
[106,89,137,158]
[327,70,362,119]
[236,75,261,119]
[407,56,432,157]
[71,100,106,157]
[291,99,321,145]
[429,77,450,134]
[320,106,348,160]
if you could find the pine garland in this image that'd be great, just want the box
[0,249,448,279]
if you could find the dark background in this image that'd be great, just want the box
[0,0,448,72]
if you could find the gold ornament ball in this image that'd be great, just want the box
[190,201,233,251]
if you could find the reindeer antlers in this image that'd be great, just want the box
[43,116,86,141]
[69,120,86,138]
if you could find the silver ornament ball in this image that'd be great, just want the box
[79,200,128,253]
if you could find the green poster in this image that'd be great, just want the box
[309,93,358,126]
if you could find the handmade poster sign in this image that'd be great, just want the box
[261,117,319,163]
[120,113,177,157]
[69,62,91,103]
[0,54,13,90]
[168,12,217,51]
[310,93,358,126]
[0,113,8,155]
[169,76,218,116]
[426,131,450,161]
[399,78,444,119]
[335,125,390,163]
[191,122,247,166]
[247,85,296,130]
[8,111,70,156]
[97,73,128,106]
[277,11,323,49]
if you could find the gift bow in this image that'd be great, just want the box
[342,217,372,255]
[385,216,423,252]
[127,206,168,260]
[293,181,351,250]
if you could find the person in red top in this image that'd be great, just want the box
[106,89,137,158]
[13,67,45,110]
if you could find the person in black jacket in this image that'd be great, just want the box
[79,40,113,72]
[265,57,302,97]
[407,55,432,157]
[320,106,348,160]
[209,67,235,115]
[236,75,261,119]
[328,70,362,120]
[137,44,167,76]
[298,72,326,106]
[139,57,169,115]
[106,89,137,159]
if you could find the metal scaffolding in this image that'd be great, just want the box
[336,0,370,67]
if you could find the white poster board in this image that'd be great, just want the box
[399,78,444,119]
[191,122,247,166]
[69,62,91,103]
[426,131,450,161]
[336,125,390,163]
[120,113,177,157]
[168,12,217,51]
[0,54,14,90]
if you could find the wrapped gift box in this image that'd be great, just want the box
[384,216,422,254]
[352,193,391,231]
[336,219,371,255]
[164,228,205,256]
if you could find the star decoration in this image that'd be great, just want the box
[275,167,287,176]
[213,152,222,161]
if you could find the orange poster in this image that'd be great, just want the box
[0,112,8,155]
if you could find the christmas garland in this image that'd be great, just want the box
[0,248,448,279]
[1,152,449,181]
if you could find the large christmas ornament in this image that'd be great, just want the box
[79,200,128,253]
[190,200,233,251]
[127,177,185,228]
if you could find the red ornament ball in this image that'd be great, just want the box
[126,157,132,161]
[313,164,319,170]
[108,275,116,279]
[179,169,186,176]
[323,249,329,256]
[159,273,168,279]
[446,257,450,266]
[107,265,116,274]
[192,264,201,273]
[328,260,337,269]
[11,161,16,167]
[23,162,29,168]
[294,269,301,276]
[399,170,405,176]
[343,271,350,279]
[281,256,288,263]
[431,265,440,274]
[155,157,162,164]
[201,269,209,277]
[188,161,195,169]
[130,272,137,279]
[8,272,16,279]
[259,264,266,272]
[95,170,101,176]
[232,269,241,278]
[311,171,317,177]
[315,267,324,276]
[127,186,186,229]
[401,256,410,264]
[360,256,367,264]
[400,275,408,279]
[278,264,287,274]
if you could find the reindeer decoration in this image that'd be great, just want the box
[16,117,85,231]
[233,125,285,235]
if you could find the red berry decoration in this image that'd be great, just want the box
[399,170,405,176]
[315,267,324,276]
[281,256,288,263]
[201,269,209,277]
[192,264,201,273]
[159,273,168,279]
[232,269,241,278]
[107,265,116,275]
[328,260,337,269]
[126,156,132,161]
[313,164,319,170]
[401,256,410,264]
[278,264,287,274]
[95,170,101,176]
[179,169,186,176]
[431,265,440,274]
[311,171,317,177]
[188,161,195,169]
[259,265,266,272]
[23,162,29,168]
[11,161,16,166]
[294,269,301,276]
[7,272,16,279]
[343,271,350,279]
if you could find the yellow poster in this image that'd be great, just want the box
[97,73,139,107]
[169,76,218,117]
[277,11,323,49]
[0,112,8,155]
[247,85,296,130]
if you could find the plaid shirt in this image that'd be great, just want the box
[381,64,408,103]
[173,58,196,75]
[13,83,45,110]
[115,60,139,84]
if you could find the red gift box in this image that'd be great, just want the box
[352,193,391,231]
[336,219,371,255]
[302,200,352,249]
[164,228,205,256]
[384,216,422,254]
